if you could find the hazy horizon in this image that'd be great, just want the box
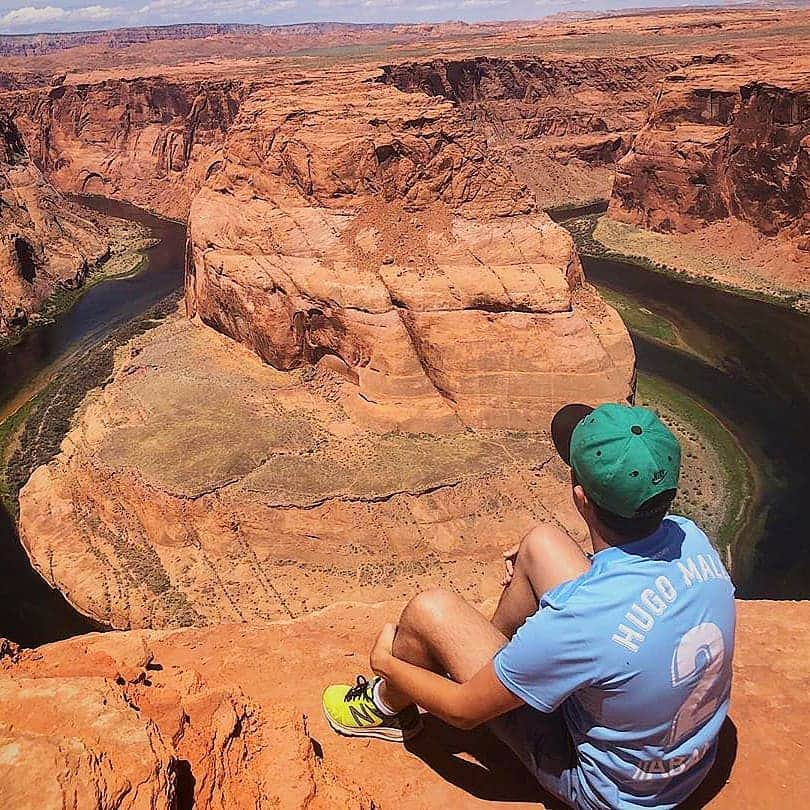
[0,0,779,37]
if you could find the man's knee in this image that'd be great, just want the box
[515,523,590,594]
[400,587,459,633]
[517,523,568,567]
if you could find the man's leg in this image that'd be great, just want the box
[378,523,590,710]
[491,523,591,639]
[374,584,578,805]
[378,587,507,711]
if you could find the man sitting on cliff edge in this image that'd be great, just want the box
[323,403,736,810]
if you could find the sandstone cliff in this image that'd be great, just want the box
[611,56,810,255]
[186,64,633,433]
[379,55,678,142]
[0,113,108,336]
[5,77,244,219]
[379,55,685,207]
[1,599,807,809]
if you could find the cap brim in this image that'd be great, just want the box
[551,403,594,465]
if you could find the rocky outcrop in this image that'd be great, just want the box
[379,55,679,142]
[611,56,810,253]
[4,77,244,219]
[0,622,376,809]
[1,599,808,808]
[0,113,108,336]
[378,55,688,209]
[187,65,633,434]
[17,313,617,629]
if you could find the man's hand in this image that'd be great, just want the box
[502,542,521,586]
[370,622,397,677]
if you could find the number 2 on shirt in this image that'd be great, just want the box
[667,622,726,746]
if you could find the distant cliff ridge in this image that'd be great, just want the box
[0,23,363,56]
[611,55,810,253]
[0,20,485,57]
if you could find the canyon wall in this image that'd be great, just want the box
[378,55,687,206]
[0,113,108,336]
[378,55,678,143]
[3,77,244,219]
[611,56,810,252]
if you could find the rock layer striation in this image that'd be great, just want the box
[18,313,617,629]
[187,64,633,434]
[379,55,692,207]
[6,77,243,219]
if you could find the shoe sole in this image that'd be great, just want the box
[323,709,424,743]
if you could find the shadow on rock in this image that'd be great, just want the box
[404,714,567,807]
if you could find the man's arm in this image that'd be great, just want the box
[370,623,523,730]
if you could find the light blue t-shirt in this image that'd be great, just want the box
[494,516,736,810]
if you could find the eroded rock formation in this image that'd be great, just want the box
[187,65,633,433]
[5,77,243,219]
[0,113,108,336]
[379,55,686,207]
[1,599,808,809]
[0,624,376,809]
[612,55,810,253]
[379,55,677,142]
[11,62,634,630]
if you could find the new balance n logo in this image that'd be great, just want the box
[349,703,382,725]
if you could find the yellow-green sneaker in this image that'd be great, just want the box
[322,675,423,742]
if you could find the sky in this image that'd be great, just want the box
[0,0,761,36]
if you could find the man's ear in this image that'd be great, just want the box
[574,484,594,526]
[573,484,589,518]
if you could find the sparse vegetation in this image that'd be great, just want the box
[0,221,157,353]
[0,293,181,518]
[562,213,809,311]
[597,287,678,344]
[638,373,754,554]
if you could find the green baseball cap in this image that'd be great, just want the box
[551,402,681,519]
